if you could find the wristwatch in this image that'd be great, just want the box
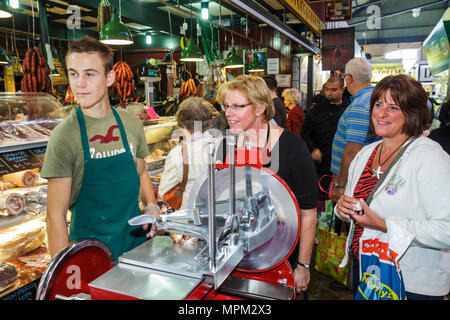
[297,261,310,269]
[333,181,345,189]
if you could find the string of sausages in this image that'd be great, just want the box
[179,78,202,100]
[112,61,135,107]
[20,47,52,93]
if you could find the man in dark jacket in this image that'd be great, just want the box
[263,75,287,128]
[301,75,349,178]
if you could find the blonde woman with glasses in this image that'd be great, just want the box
[216,75,318,295]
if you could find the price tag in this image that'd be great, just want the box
[145,107,160,120]
[30,146,47,164]
[0,150,42,174]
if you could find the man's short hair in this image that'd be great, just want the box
[326,75,344,88]
[66,36,114,75]
[262,75,278,91]
[345,57,372,83]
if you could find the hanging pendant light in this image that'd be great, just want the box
[180,38,204,61]
[100,9,133,45]
[0,0,12,18]
[225,12,243,69]
[225,47,244,68]
[248,53,264,72]
[180,1,204,62]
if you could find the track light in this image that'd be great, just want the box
[145,33,152,45]
[201,2,208,20]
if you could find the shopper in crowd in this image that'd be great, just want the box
[330,57,380,204]
[262,75,287,128]
[41,36,160,260]
[282,88,305,136]
[429,98,450,155]
[332,69,352,102]
[216,75,318,294]
[335,74,450,300]
[301,75,350,178]
[158,97,216,209]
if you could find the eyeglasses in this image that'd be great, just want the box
[343,73,351,79]
[221,103,253,112]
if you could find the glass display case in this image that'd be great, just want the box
[0,92,70,149]
[0,98,180,299]
[0,92,68,300]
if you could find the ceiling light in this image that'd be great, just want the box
[100,10,133,45]
[412,8,421,18]
[0,0,12,18]
[180,38,204,62]
[248,53,264,72]
[201,2,208,20]
[225,47,244,69]
[145,32,152,45]
[9,0,18,10]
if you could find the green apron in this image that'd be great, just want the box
[69,106,146,260]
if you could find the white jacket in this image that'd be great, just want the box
[335,136,450,296]
[158,135,216,210]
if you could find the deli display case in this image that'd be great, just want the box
[0,96,180,300]
[0,92,68,300]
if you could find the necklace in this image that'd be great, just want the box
[373,137,410,179]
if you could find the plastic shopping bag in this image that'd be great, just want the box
[355,229,409,300]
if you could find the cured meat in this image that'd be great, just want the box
[0,262,18,293]
[0,181,15,191]
[0,219,46,260]
[0,191,25,216]
[2,170,39,188]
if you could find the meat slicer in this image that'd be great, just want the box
[36,136,301,300]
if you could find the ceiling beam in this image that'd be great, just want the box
[66,0,185,34]
[228,0,320,54]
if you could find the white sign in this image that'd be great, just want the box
[267,58,279,74]
[418,64,433,82]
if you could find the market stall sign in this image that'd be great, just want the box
[0,149,43,174]
[370,62,403,83]
[279,0,325,37]
[423,8,450,76]
[325,0,352,22]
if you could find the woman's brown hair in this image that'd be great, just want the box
[370,74,431,137]
[176,97,213,133]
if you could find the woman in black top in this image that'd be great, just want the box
[216,75,318,294]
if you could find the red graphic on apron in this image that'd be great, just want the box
[89,125,120,144]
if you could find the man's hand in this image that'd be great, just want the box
[311,148,323,163]
[294,265,310,293]
[331,185,345,203]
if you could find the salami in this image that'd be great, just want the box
[2,170,39,188]
[0,191,25,216]
[0,262,18,293]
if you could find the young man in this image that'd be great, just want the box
[41,36,160,259]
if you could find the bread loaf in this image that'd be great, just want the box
[0,219,46,260]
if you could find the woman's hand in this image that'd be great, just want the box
[351,199,387,233]
[336,194,360,219]
[336,196,387,232]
